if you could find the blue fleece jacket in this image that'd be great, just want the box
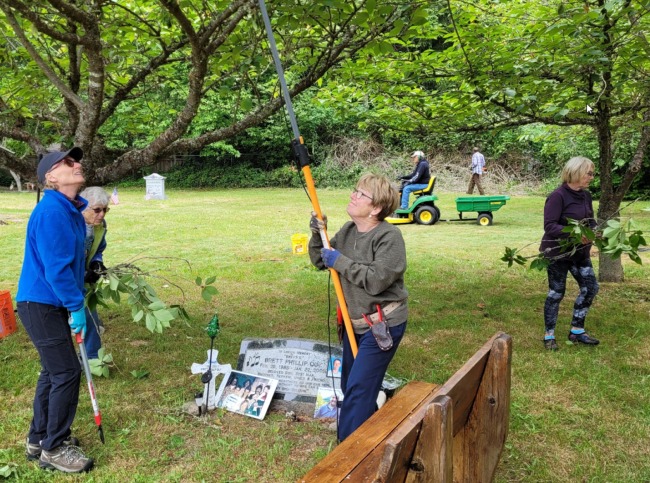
[17,189,88,311]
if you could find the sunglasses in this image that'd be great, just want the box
[91,207,110,214]
[49,157,79,171]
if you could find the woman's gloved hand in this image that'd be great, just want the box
[310,211,327,234]
[68,308,87,338]
[321,248,341,268]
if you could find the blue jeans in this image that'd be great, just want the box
[17,302,81,451]
[400,184,428,209]
[338,321,407,441]
[84,308,102,359]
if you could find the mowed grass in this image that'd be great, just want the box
[0,187,649,482]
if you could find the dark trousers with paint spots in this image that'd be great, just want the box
[544,258,599,333]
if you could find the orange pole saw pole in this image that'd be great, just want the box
[258,0,358,356]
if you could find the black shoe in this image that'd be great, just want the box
[544,338,558,351]
[568,331,600,345]
[26,436,80,461]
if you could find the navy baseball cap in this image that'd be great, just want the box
[37,147,83,184]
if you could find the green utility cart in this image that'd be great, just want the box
[451,195,510,225]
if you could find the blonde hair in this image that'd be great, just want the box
[43,175,59,190]
[561,156,595,184]
[357,173,399,221]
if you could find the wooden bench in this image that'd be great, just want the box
[300,332,512,482]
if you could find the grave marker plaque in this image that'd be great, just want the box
[237,338,342,403]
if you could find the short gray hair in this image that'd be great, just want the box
[80,186,110,207]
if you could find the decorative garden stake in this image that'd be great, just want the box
[190,314,231,415]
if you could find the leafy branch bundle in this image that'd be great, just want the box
[86,257,217,333]
[84,257,218,376]
[502,218,647,270]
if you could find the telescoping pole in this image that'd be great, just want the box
[257,0,358,357]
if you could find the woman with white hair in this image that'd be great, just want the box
[540,156,600,351]
[80,186,110,359]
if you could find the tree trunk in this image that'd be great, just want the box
[598,254,624,282]
[9,170,22,191]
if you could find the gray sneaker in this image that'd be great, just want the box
[26,436,79,461]
[39,445,93,473]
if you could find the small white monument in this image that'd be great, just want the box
[143,173,167,200]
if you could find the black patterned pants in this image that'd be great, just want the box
[544,258,599,333]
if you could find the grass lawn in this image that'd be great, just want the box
[0,187,649,482]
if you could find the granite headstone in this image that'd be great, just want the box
[237,338,342,403]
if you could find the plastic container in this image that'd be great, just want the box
[0,291,17,339]
[291,233,309,255]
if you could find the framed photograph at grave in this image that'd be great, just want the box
[326,356,342,378]
[216,370,278,420]
[313,387,343,419]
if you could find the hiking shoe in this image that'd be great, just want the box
[39,445,93,473]
[544,338,558,351]
[26,436,79,461]
[568,331,600,345]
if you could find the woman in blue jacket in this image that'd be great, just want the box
[16,148,94,473]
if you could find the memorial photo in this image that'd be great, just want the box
[313,387,343,419]
[217,371,278,420]
[326,356,342,378]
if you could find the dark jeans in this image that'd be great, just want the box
[17,302,81,451]
[339,321,406,442]
[84,308,102,359]
[544,258,599,333]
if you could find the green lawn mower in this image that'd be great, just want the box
[386,177,441,225]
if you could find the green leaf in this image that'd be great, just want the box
[131,369,150,379]
[205,275,217,285]
[202,285,218,301]
[195,276,202,286]
[153,309,175,323]
[530,257,549,271]
[134,309,144,322]
[109,274,120,291]
[145,313,156,332]
[148,300,166,311]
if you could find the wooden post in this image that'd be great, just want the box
[405,394,453,483]
[453,334,512,482]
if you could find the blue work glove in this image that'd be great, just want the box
[321,248,341,268]
[68,308,87,339]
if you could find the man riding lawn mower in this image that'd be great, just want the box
[387,151,440,225]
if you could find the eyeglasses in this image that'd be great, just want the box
[92,207,110,214]
[352,189,374,201]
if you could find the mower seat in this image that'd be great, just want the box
[411,176,436,197]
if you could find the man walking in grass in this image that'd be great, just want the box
[467,147,486,195]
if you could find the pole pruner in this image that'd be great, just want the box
[257,0,358,357]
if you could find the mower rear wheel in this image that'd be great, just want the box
[477,212,493,226]
[415,206,439,225]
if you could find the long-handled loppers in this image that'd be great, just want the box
[76,332,105,444]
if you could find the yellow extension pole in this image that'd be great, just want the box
[301,162,359,357]
[257,0,358,357]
